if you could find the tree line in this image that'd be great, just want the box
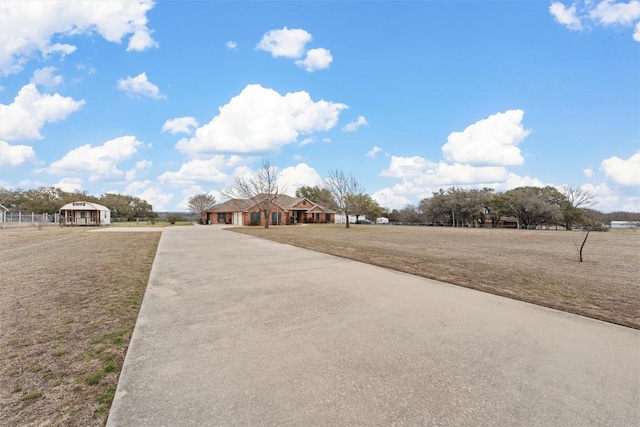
[387,185,637,230]
[189,162,640,232]
[0,187,156,220]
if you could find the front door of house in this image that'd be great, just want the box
[233,212,242,225]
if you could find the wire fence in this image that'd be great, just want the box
[1,212,59,229]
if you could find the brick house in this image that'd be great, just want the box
[204,194,336,226]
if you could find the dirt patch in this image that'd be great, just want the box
[0,227,160,426]
[232,225,640,329]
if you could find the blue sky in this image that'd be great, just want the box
[1,0,638,212]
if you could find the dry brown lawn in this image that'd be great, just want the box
[0,226,160,426]
[233,224,640,329]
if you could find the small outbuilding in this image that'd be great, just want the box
[59,201,111,226]
[610,221,639,229]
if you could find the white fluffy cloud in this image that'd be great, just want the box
[117,72,166,99]
[162,117,199,135]
[371,188,412,210]
[46,135,142,181]
[494,173,546,191]
[581,182,639,211]
[441,109,530,166]
[600,151,640,186]
[295,48,333,72]
[590,0,640,25]
[125,159,153,181]
[0,140,36,166]
[53,177,83,193]
[124,180,173,211]
[0,84,85,141]
[583,167,593,178]
[367,146,382,158]
[30,67,63,87]
[381,156,433,178]
[373,170,546,210]
[0,0,157,74]
[226,41,238,50]
[549,2,584,30]
[176,84,347,155]
[550,1,640,41]
[277,163,323,193]
[257,27,333,71]
[382,156,508,186]
[158,155,243,186]
[127,28,158,52]
[256,27,312,58]
[342,116,368,132]
[374,109,541,209]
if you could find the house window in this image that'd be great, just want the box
[80,211,86,218]
[326,213,331,222]
[271,212,282,224]
[73,202,85,206]
[250,212,261,223]
[217,213,226,223]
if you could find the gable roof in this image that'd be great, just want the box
[59,201,110,211]
[209,198,254,213]
[0,204,8,212]
[272,194,303,209]
[208,194,336,213]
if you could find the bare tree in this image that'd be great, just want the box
[576,208,602,262]
[561,185,595,230]
[323,170,363,228]
[188,193,217,223]
[221,160,283,229]
[395,204,424,224]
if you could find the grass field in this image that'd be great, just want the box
[0,227,160,426]
[232,224,640,329]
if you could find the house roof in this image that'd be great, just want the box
[0,204,7,212]
[208,194,336,214]
[209,198,254,213]
[271,194,336,213]
[59,201,110,211]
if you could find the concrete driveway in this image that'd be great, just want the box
[107,225,639,426]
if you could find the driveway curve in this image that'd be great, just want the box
[107,225,639,426]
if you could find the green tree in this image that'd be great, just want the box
[0,186,95,213]
[501,186,563,229]
[99,193,155,220]
[347,193,383,221]
[295,186,338,210]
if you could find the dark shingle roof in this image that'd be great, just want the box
[209,198,254,212]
